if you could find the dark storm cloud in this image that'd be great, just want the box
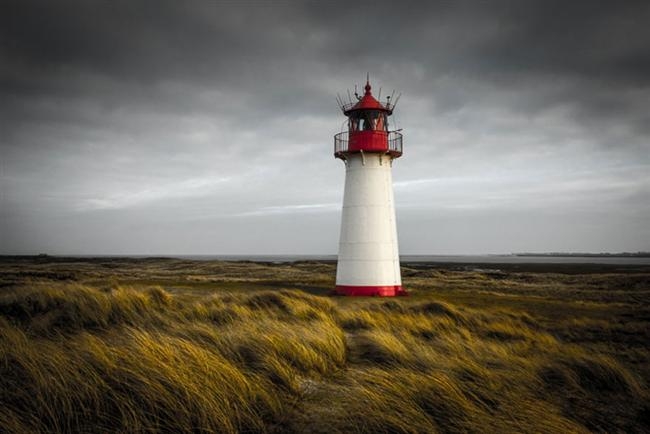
[3,1,649,129]
[1,0,649,254]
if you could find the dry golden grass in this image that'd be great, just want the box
[0,257,648,433]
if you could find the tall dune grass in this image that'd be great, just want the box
[0,282,648,433]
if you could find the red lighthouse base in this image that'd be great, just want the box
[335,285,408,297]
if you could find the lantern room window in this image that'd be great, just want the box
[349,111,388,132]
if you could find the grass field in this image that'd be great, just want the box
[1,256,648,433]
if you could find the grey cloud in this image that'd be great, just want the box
[1,0,649,254]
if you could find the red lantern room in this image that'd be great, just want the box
[334,77,402,160]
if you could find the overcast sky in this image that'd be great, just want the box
[1,1,649,255]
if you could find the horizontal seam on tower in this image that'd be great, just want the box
[342,205,393,208]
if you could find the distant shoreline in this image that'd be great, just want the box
[2,253,650,266]
[513,252,650,258]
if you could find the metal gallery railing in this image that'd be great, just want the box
[334,131,403,156]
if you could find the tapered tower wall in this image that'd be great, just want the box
[336,152,402,295]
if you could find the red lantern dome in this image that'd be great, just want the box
[342,80,393,115]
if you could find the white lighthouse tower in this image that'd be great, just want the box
[334,78,406,296]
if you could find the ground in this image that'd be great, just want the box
[0,257,648,433]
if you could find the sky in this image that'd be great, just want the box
[1,0,649,255]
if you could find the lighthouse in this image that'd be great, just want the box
[334,77,406,296]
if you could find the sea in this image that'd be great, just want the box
[175,255,650,265]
